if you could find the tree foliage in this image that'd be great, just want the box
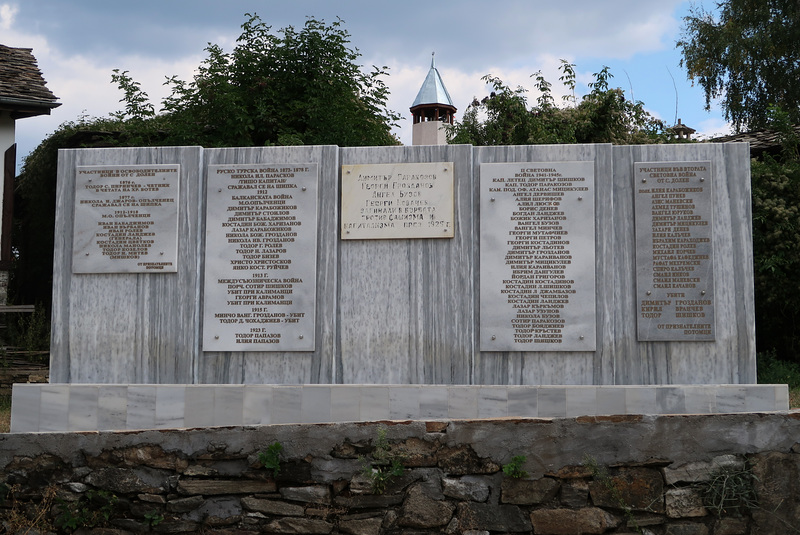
[751,107,800,361]
[677,0,800,132]
[447,61,667,146]
[150,14,400,147]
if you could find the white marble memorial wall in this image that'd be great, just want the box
[49,143,755,389]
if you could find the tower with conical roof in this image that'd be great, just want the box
[410,53,456,145]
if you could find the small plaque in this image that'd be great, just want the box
[634,161,715,341]
[72,165,180,273]
[480,162,596,351]
[202,164,318,352]
[341,162,454,239]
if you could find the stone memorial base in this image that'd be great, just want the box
[10,383,788,433]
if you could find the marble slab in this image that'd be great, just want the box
[72,164,180,273]
[13,384,787,433]
[634,161,715,341]
[480,161,596,351]
[341,162,454,239]
[203,163,319,352]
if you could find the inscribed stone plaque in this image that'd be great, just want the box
[341,162,454,239]
[480,161,596,351]
[634,161,715,341]
[72,165,180,273]
[202,163,318,351]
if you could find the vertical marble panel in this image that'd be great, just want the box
[684,386,717,414]
[52,147,203,384]
[744,385,781,412]
[449,387,479,419]
[611,144,755,385]
[566,387,597,417]
[301,386,332,423]
[389,386,421,420]
[10,384,41,433]
[68,385,99,431]
[596,387,627,415]
[127,385,157,430]
[330,386,361,422]
[538,387,567,418]
[625,386,659,415]
[243,386,273,425]
[716,385,747,413]
[98,385,128,431]
[184,386,215,428]
[200,146,339,385]
[474,145,613,386]
[39,384,70,432]
[360,386,390,421]
[656,387,686,415]
[419,386,449,418]
[774,384,790,411]
[338,145,474,385]
[213,385,244,426]
[507,387,538,417]
[478,387,508,418]
[272,386,302,424]
[155,386,186,429]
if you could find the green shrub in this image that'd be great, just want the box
[502,455,528,478]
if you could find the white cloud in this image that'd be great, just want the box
[0,3,17,31]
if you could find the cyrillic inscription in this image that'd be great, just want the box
[202,163,318,351]
[72,165,179,273]
[634,161,715,341]
[341,162,454,239]
[480,161,596,351]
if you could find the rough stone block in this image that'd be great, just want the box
[166,495,204,513]
[665,522,709,535]
[588,467,665,513]
[457,503,531,532]
[665,488,707,518]
[529,507,620,534]
[241,496,304,516]
[560,479,589,507]
[398,485,455,528]
[279,485,331,505]
[437,445,500,475]
[712,517,748,535]
[264,518,334,534]
[663,455,743,485]
[339,517,383,535]
[443,476,491,502]
[751,451,800,532]
[177,479,275,495]
[501,476,559,505]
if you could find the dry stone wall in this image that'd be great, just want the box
[2,413,799,534]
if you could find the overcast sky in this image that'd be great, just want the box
[3,0,725,169]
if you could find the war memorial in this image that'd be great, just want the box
[9,59,787,433]
[8,135,788,433]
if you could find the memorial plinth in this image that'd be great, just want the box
[12,142,769,433]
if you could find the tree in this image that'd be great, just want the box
[11,14,401,311]
[677,0,800,133]
[448,62,666,146]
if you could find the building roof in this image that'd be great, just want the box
[0,44,60,119]
[710,125,800,158]
[411,54,455,110]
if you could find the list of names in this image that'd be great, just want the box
[341,162,454,239]
[202,163,318,351]
[634,161,715,341]
[72,165,179,273]
[480,161,596,351]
